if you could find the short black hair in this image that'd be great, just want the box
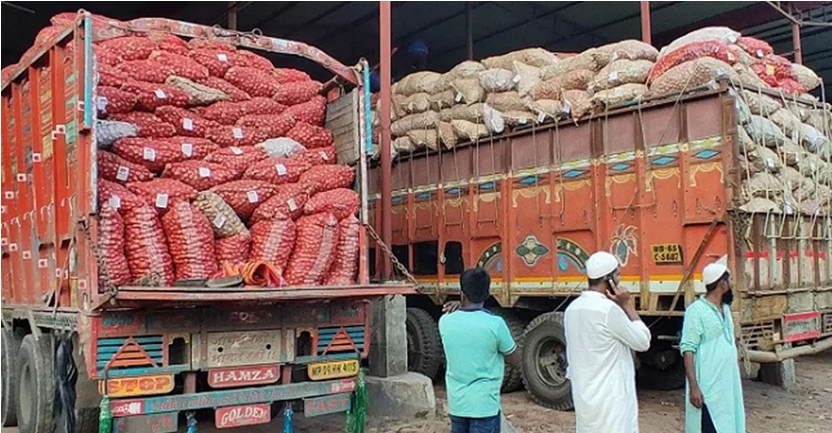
[460,268,491,303]
[706,272,729,292]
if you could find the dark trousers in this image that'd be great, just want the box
[702,404,717,433]
[450,413,501,433]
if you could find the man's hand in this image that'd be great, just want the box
[442,301,460,314]
[689,385,704,409]
[605,281,631,307]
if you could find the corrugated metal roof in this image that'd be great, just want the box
[2,1,830,94]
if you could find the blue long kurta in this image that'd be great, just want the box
[679,297,746,433]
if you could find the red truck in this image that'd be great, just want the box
[1,13,409,433]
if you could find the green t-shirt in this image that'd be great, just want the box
[438,309,517,418]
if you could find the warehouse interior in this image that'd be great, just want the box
[3,1,831,96]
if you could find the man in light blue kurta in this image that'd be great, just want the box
[680,263,745,433]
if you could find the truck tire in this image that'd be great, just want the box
[521,312,573,411]
[492,309,526,393]
[636,360,686,390]
[1,326,24,426]
[406,308,443,380]
[17,334,55,433]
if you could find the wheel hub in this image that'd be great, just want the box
[535,337,568,388]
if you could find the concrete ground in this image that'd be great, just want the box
[3,351,830,433]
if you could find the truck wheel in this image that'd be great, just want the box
[636,349,686,391]
[521,312,573,411]
[492,309,526,393]
[1,326,24,426]
[17,334,55,433]
[405,308,443,380]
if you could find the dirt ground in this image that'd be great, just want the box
[3,352,830,433]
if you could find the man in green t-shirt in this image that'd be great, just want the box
[439,268,520,433]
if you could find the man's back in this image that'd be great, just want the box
[439,309,515,418]
[564,291,650,433]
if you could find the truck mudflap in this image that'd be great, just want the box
[109,378,356,417]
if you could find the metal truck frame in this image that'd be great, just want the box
[369,83,832,409]
[1,13,411,433]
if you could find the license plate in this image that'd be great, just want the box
[208,365,280,388]
[308,359,360,381]
[783,311,820,342]
[215,404,271,429]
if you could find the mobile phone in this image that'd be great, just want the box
[606,276,617,296]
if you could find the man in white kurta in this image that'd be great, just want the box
[564,251,652,433]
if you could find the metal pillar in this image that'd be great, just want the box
[466,2,474,60]
[792,22,802,64]
[380,1,393,279]
[228,1,237,30]
[640,1,652,45]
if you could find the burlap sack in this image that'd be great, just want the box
[451,119,489,140]
[502,110,537,128]
[513,61,541,96]
[485,91,531,112]
[798,153,831,184]
[542,49,599,79]
[589,59,653,92]
[739,197,780,213]
[744,172,783,198]
[427,90,454,111]
[559,69,595,91]
[593,40,658,68]
[591,84,648,107]
[393,136,416,154]
[407,122,457,150]
[783,166,815,197]
[445,61,486,81]
[649,57,738,95]
[391,111,439,137]
[805,110,829,131]
[563,90,593,119]
[791,63,821,91]
[528,99,567,121]
[403,92,431,114]
[744,115,787,148]
[440,103,486,123]
[482,48,558,70]
[770,109,802,138]
[744,143,782,173]
[166,76,228,106]
[800,123,831,154]
[660,27,740,56]
[740,90,781,116]
[780,140,804,166]
[530,78,563,101]
[733,63,772,90]
[396,71,442,96]
[482,104,505,134]
[478,68,516,93]
[450,78,486,105]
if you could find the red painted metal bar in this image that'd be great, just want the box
[792,22,803,64]
[640,1,652,45]
[380,0,393,279]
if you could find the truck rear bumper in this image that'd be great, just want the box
[746,336,832,363]
[109,377,356,417]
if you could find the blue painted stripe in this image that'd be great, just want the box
[97,336,162,346]
[97,344,164,355]
[318,327,364,335]
[96,353,164,363]
[295,353,359,364]
[318,336,365,345]
[95,365,190,379]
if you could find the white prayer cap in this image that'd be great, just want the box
[585,251,620,279]
[703,263,729,285]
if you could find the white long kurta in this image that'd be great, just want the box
[564,291,652,433]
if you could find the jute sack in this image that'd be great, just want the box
[391,111,439,137]
[589,59,653,92]
[591,84,648,107]
[482,48,558,70]
[649,57,738,95]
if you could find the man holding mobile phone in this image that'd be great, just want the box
[564,251,652,433]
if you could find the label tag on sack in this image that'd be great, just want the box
[319,151,329,161]
[182,118,194,131]
[217,53,228,62]
[455,92,462,103]
[181,142,194,157]
[213,214,226,228]
[727,34,738,44]
[512,74,521,84]
[766,64,776,76]
[247,190,259,203]
[230,146,243,155]
[108,195,121,209]
[199,167,211,178]
[765,158,775,169]
[155,193,169,209]
[563,100,572,115]
[791,131,798,142]
[537,112,546,123]
[275,163,288,176]
[232,127,244,139]
[154,89,167,99]
[143,147,157,161]
[609,70,619,82]
[756,49,764,58]
[96,96,108,111]
[518,118,528,125]
[116,165,130,181]
[287,198,298,211]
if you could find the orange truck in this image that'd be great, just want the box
[370,84,832,409]
[1,13,410,433]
